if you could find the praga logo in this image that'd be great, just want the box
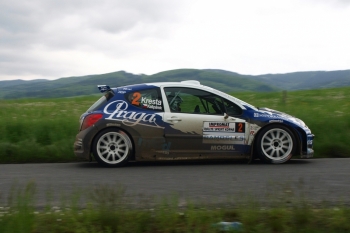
[103,100,163,128]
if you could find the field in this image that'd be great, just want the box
[0,87,349,163]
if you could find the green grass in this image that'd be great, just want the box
[0,87,349,163]
[1,182,350,233]
[0,96,97,163]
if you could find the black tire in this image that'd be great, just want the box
[255,125,296,164]
[92,128,133,167]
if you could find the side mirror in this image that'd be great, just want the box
[224,113,229,119]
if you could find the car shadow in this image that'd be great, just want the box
[74,158,312,168]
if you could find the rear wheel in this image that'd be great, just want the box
[256,125,296,164]
[92,129,133,167]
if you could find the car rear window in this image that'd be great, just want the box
[87,91,114,112]
[125,88,163,111]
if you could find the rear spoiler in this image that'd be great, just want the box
[97,85,111,93]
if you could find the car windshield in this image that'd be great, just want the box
[213,88,258,110]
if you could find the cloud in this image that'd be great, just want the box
[0,0,187,80]
[303,0,350,7]
[0,0,349,80]
[0,0,184,46]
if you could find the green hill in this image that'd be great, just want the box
[0,69,277,99]
[248,70,350,90]
[1,68,350,99]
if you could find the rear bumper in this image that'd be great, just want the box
[73,126,98,161]
[74,136,91,160]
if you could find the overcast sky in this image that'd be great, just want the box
[1,0,350,81]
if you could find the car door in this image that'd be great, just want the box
[161,87,249,159]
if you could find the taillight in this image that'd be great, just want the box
[80,113,103,131]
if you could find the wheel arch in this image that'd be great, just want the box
[90,126,137,161]
[251,123,302,158]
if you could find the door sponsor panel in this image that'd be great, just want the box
[203,121,246,144]
[203,122,245,133]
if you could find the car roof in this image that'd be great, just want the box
[142,80,256,110]
[113,80,257,111]
[145,80,207,88]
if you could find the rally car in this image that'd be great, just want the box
[74,80,314,167]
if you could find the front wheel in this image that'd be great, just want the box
[256,125,296,164]
[92,129,133,167]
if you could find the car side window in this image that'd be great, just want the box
[222,98,243,116]
[164,87,228,115]
[125,88,163,111]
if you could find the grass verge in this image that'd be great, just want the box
[1,182,350,233]
[0,87,349,163]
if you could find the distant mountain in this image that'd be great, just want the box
[252,70,350,90]
[0,69,277,99]
[0,79,47,88]
[0,69,349,99]
[204,69,350,90]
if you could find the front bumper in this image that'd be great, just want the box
[301,134,315,158]
[301,148,314,158]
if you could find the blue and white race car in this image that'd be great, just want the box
[74,80,314,166]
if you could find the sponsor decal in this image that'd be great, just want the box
[141,97,162,106]
[209,122,230,127]
[307,140,313,145]
[117,91,126,94]
[254,113,279,118]
[211,145,235,151]
[247,124,261,145]
[103,100,163,128]
[106,123,121,127]
[131,92,162,110]
[203,135,244,141]
[123,87,132,91]
[269,119,283,123]
[250,124,260,130]
[140,97,162,110]
[249,124,260,136]
[203,122,245,133]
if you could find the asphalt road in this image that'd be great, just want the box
[1,158,349,207]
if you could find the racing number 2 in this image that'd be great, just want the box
[131,92,141,105]
[236,123,245,133]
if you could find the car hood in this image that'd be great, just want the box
[257,107,307,128]
[258,107,294,118]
